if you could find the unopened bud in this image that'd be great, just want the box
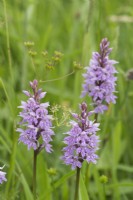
[24,41,34,47]
[73,61,83,70]
[47,168,57,176]
[28,50,37,57]
[99,175,108,184]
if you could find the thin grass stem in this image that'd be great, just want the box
[94,113,98,122]
[74,167,80,200]
[33,150,37,200]
[40,71,75,83]
[2,0,13,81]
[103,184,106,200]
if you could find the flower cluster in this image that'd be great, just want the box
[17,80,54,153]
[0,166,7,184]
[62,102,100,169]
[81,38,118,113]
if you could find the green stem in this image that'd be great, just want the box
[2,0,13,82]
[94,113,98,122]
[30,56,36,74]
[74,167,81,200]
[103,184,106,199]
[85,164,90,189]
[40,70,75,83]
[73,71,80,108]
[33,150,37,200]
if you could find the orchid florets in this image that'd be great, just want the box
[62,102,100,169]
[81,38,118,113]
[17,80,54,153]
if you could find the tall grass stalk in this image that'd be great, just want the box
[2,0,13,82]
[74,167,81,200]
[33,150,37,200]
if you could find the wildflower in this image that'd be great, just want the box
[61,102,100,169]
[17,80,54,153]
[81,38,118,113]
[0,166,7,184]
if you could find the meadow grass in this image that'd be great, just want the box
[0,0,133,199]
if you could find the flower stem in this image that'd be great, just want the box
[40,71,75,83]
[94,113,98,122]
[33,150,37,200]
[103,184,106,200]
[74,167,81,200]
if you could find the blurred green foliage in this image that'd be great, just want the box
[0,0,133,199]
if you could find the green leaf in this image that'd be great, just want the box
[112,121,122,166]
[37,155,52,200]
[79,173,89,200]
[19,169,33,200]
[117,164,133,173]
[54,170,75,189]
